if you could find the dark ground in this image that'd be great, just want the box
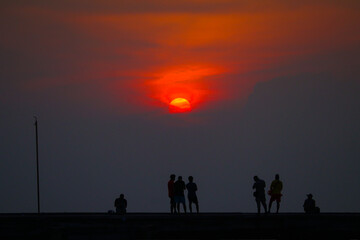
[0,213,359,239]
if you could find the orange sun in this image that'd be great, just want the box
[169,98,191,113]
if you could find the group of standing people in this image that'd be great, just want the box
[253,174,320,214]
[113,173,319,215]
[253,174,283,214]
[168,174,199,214]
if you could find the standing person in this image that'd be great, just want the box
[114,194,127,215]
[268,174,283,213]
[174,176,187,214]
[168,174,177,214]
[186,176,199,213]
[253,176,267,214]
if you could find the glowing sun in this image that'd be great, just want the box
[169,98,192,113]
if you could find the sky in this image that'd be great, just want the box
[1,0,360,213]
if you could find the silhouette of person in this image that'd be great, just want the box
[168,174,177,214]
[174,176,187,214]
[303,194,320,214]
[253,176,267,214]
[114,194,127,215]
[268,174,283,213]
[186,176,199,213]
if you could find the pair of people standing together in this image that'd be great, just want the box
[168,174,199,214]
[253,174,283,214]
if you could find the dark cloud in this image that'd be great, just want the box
[3,0,360,15]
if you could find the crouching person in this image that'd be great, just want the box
[303,193,320,214]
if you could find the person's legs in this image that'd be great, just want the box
[173,204,177,214]
[182,200,187,213]
[173,203,177,213]
[268,198,274,213]
[179,196,186,213]
[176,198,180,213]
[195,202,199,213]
[261,199,267,213]
[276,200,280,213]
[189,200,193,213]
[256,199,261,214]
[170,198,174,214]
[174,196,180,213]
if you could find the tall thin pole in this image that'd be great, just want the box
[34,117,40,214]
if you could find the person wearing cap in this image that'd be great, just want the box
[303,193,320,213]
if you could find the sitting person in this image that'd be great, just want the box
[114,194,127,214]
[303,193,320,214]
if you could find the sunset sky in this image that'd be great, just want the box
[1,0,360,213]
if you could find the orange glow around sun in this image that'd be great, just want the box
[169,98,191,113]
[145,65,225,113]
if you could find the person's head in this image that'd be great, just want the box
[307,194,313,199]
[275,174,280,180]
[188,176,193,182]
[170,174,175,180]
[178,176,182,181]
[253,176,259,181]
[120,194,124,199]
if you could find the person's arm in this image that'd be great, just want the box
[270,181,274,191]
[168,183,173,196]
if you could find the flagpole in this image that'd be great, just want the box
[34,116,40,214]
